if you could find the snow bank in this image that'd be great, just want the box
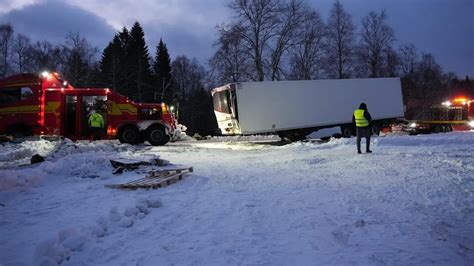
[0,138,58,167]
[1,132,473,265]
[379,131,474,146]
[0,139,137,190]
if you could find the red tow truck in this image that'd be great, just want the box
[406,97,474,134]
[0,72,176,145]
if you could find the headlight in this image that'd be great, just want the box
[40,71,50,78]
[469,121,474,128]
[409,122,417,128]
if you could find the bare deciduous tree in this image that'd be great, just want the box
[269,0,306,81]
[399,43,418,76]
[0,24,14,77]
[210,24,253,84]
[325,0,355,79]
[62,32,99,87]
[416,53,444,104]
[172,56,206,100]
[30,41,63,73]
[13,34,32,73]
[383,48,400,77]
[358,10,395,78]
[288,9,326,80]
[228,0,282,81]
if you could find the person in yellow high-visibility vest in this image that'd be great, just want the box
[88,110,105,141]
[352,103,372,154]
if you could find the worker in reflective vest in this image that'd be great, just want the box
[88,110,105,141]
[352,103,373,154]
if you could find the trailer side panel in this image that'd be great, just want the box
[236,78,404,134]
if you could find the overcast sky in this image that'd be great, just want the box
[1,0,473,77]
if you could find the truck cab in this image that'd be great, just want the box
[212,83,241,135]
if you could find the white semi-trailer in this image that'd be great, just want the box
[211,78,405,141]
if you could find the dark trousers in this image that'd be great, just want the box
[356,127,371,151]
[89,127,104,141]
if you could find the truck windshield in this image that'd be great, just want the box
[213,90,231,114]
[139,108,162,120]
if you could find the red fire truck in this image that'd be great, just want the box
[0,72,176,145]
[406,96,474,134]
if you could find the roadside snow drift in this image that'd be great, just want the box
[0,132,473,265]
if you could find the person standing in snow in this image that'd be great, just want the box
[353,103,372,154]
[88,110,105,141]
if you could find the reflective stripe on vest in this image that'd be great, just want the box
[354,109,369,127]
[89,113,104,128]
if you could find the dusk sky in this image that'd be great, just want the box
[1,0,473,77]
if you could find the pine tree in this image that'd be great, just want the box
[179,88,218,136]
[99,34,124,92]
[153,38,173,103]
[118,27,130,52]
[118,27,131,95]
[126,22,153,102]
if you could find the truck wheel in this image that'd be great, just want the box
[278,130,306,142]
[341,126,354,138]
[371,124,380,136]
[118,125,140,144]
[277,131,286,140]
[288,130,308,142]
[146,125,170,146]
[7,125,32,138]
[442,125,451,133]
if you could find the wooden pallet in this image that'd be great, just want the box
[110,158,170,175]
[106,167,193,190]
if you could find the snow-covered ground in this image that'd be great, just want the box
[0,132,473,265]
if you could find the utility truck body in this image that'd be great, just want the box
[0,72,176,145]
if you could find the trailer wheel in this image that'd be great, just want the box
[432,125,442,133]
[371,124,380,136]
[442,125,451,133]
[118,125,140,144]
[278,130,307,142]
[146,124,170,146]
[341,126,354,138]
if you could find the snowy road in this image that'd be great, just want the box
[0,132,473,265]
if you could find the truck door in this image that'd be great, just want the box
[0,87,20,132]
[64,95,77,138]
[81,95,107,138]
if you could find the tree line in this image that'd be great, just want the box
[210,0,473,118]
[0,22,217,136]
[1,0,473,135]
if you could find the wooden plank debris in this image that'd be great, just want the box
[106,167,193,190]
[110,158,170,175]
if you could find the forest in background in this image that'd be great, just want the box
[1,0,473,136]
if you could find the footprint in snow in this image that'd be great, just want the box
[35,197,162,264]
[331,226,352,246]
